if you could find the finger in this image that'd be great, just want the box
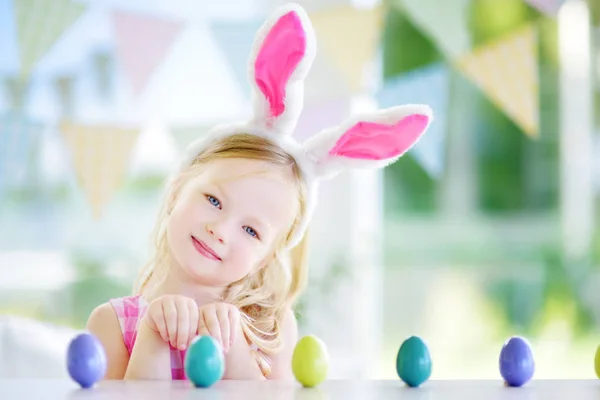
[162,298,178,348]
[203,308,222,347]
[175,299,190,350]
[229,307,240,349]
[150,308,168,343]
[197,315,209,337]
[187,300,199,346]
[216,306,230,352]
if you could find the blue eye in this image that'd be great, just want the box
[244,226,259,238]
[206,195,221,208]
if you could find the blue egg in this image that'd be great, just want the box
[184,335,225,388]
[499,336,535,387]
[396,336,432,388]
[67,333,107,388]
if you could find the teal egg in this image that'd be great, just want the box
[184,336,225,388]
[396,336,432,387]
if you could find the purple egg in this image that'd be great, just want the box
[67,333,107,388]
[499,336,535,387]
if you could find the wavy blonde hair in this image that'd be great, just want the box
[133,133,309,358]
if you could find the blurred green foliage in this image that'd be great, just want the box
[381,0,599,335]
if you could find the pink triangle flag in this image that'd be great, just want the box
[112,11,183,97]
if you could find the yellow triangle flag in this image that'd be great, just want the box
[15,0,87,77]
[60,122,139,219]
[309,5,384,93]
[457,24,539,138]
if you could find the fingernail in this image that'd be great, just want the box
[179,344,186,350]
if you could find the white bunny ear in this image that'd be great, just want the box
[302,104,433,179]
[247,3,316,135]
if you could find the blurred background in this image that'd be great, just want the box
[1,0,599,381]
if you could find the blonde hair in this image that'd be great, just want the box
[133,133,309,358]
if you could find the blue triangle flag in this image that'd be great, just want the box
[376,63,449,178]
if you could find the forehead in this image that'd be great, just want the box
[202,158,290,183]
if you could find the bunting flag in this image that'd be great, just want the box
[376,63,449,178]
[0,113,44,195]
[14,0,86,77]
[524,0,565,16]
[60,122,139,218]
[0,0,19,75]
[309,4,384,93]
[399,0,472,59]
[111,11,184,97]
[210,19,264,99]
[457,24,539,138]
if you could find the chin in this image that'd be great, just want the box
[183,259,227,285]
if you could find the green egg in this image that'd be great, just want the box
[292,335,329,388]
[396,336,432,388]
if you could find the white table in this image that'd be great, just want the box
[1,379,599,399]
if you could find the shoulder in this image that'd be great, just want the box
[86,302,130,379]
[87,302,122,333]
[268,307,298,380]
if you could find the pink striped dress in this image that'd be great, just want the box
[109,295,187,380]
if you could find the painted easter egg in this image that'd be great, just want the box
[499,336,535,387]
[66,333,107,388]
[292,335,329,387]
[396,336,432,388]
[184,335,225,388]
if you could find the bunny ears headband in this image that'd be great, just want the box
[180,3,433,249]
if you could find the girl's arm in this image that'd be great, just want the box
[86,303,172,380]
[86,303,130,379]
[124,321,172,380]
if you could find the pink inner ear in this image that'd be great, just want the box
[329,114,430,160]
[254,12,306,119]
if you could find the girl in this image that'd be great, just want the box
[86,3,433,381]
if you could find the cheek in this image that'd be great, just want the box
[167,203,192,242]
[165,214,180,252]
[231,239,264,266]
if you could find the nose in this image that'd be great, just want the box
[206,222,225,244]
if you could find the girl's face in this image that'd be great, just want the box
[166,158,299,288]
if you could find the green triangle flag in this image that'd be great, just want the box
[15,0,86,77]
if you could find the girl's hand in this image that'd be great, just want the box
[197,302,241,353]
[143,295,199,350]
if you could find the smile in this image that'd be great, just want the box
[191,236,221,261]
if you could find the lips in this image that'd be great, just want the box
[191,236,221,261]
